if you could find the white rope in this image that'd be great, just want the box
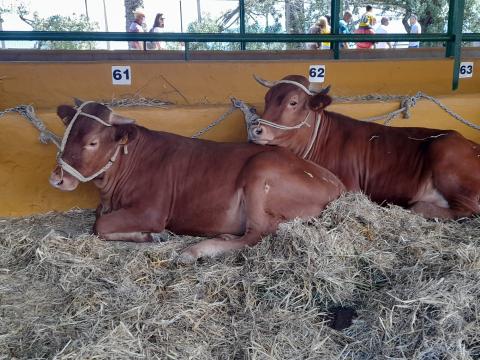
[267,79,317,96]
[56,101,127,183]
[255,78,480,130]
[0,105,61,148]
[302,113,320,159]
[258,111,312,130]
[191,105,237,139]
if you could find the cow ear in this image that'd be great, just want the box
[308,94,332,112]
[57,105,76,126]
[109,112,136,125]
[114,124,137,144]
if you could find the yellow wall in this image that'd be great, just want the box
[1,58,480,110]
[1,58,480,216]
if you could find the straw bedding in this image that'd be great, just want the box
[1,193,479,359]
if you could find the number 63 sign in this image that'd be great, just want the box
[459,62,474,79]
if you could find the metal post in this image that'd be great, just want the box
[84,0,89,20]
[446,0,465,90]
[0,15,5,49]
[102,0,110,50]
[330,0,340,59]
[239,0,246,50]
[184,42,189,61]
[179,0,184,33]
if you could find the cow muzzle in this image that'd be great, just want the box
[247,123,274,144]
[49,165,79,191]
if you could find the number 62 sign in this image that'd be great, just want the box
[112,66,132,85]
[309,65,326,83]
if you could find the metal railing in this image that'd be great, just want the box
[0,0,479,90]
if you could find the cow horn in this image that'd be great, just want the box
[253,74,277,88]
[73,97,85,107]
[109,112,136,125]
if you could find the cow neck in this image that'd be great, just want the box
[94,130,142,205]
[301,112,321,159]
[302,110,334,162]
[305,111,357,185]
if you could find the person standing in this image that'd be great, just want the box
[359,5,375,29]
[128,8,146,50]
[318,16,331,50]
[376,17,392,49]
[306,17,331,50]
[355,6,376,50]
[306,22,321,50]
[409,14,422,48]
[339,11,352,49]
[147,13,166,50]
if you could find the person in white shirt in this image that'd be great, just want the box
[409,14,421,48]
[128,9,146,50]
[147,13,166,50]
[376,17,392,49]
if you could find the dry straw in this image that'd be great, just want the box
[1,193,479,359]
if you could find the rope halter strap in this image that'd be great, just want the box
[252,78,325,159]
[253,78,321,131]
[57,101,127,183]
[257,111,312,130]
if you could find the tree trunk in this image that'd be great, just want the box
[124,0,144,31]
[197,0,202,22]
[285,0,304,49]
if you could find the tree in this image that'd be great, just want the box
[186,15,240,51]
[123,0,143,31]
[17,5,98,50]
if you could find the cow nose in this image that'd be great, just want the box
[50,166,64,187]
[253,127,263,136]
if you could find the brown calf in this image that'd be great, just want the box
[248,75,480,219]
[50,100,344,261]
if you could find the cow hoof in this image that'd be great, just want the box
[177,248,199,264]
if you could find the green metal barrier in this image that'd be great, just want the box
[0,0,479,90]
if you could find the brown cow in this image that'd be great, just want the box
[49,100,344,262]
[248,75,480,219]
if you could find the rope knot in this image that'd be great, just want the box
[400,95,418,119]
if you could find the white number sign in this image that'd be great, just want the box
[309,65,325,83]
[112,66,132,85]
[459,62,474,79]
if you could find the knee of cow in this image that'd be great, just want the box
[93,217,109,239]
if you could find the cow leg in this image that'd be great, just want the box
[94,208,165,242]
[178,232,260,263]
[410,201,456,220]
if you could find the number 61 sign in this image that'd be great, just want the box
[309,65,325,83]
[112,66,132,85]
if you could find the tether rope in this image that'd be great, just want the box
[1,92,479,152]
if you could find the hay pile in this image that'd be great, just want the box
[1,193,479,359]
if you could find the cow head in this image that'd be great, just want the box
[248,75,331,151]
[49,99,136,191]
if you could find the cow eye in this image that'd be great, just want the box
[289,101,298,106]
[88,141,98,147]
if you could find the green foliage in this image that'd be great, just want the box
[463,0,480,32]
[17,5,98,50]
[187,14,239,51]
